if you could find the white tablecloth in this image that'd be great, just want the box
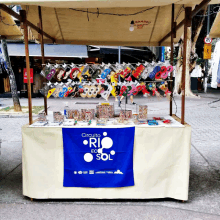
[22,116,191,200]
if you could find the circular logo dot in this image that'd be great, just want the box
[74,171,77,174]
[98,148,102,153]
[110,150,115,155]
[103,132,107,136]
[83,140,88,145]
[101,137,113,149]
[84,153,93,162]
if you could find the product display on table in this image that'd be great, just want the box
[67,109,80,120]
[147,120,159,126]
[96,104,114,119]
[53,111,64,123]
[37,112,47,122]
[138,105,148,120]
[120,110,132,119]
[40,62,173,101]
[96,118,107,126]
[30,101,183,128]
[81,109,95,121]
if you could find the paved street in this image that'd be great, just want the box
[0,88,220,219]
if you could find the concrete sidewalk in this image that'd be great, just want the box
[0,90,220,219]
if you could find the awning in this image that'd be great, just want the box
[0,10,23,39]
[0,43,88,57]
[209,12,220,38]
[1,0,219,8]
[1,0,218,46]
[19,4,186,46]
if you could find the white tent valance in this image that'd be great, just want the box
[0,0,219,8]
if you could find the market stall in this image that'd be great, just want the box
[22,116,191,200]
[0,0,214,201]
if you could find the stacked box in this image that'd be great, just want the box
[139,105,148,120]
[38,112,47,122]
[67,109,80,120]
[96,118,107,126]
[81,109,95,121]
[120,110,132,119]
[53,111,64,123]
[85,111,93,122]
[117,114,125,123]
[96,105,114,119]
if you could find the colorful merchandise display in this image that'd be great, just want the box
[53,111,65,123]
[67,109,80,120]
[139,105,148,120]
[30,101,185,129]
[81,109,95,121]
[37,112,47,122]
[41,62,173,101]
[120,110,133,119]
[96,104,114,119]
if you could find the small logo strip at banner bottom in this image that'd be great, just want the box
[62,127,135,187]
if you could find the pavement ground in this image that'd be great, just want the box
[0,88,220,220]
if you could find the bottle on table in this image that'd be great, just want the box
[64,102,69,120]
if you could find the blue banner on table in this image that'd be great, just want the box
[62,127,135,187]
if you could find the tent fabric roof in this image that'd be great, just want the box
[0,10,23,39]
[209,12,220,38]
[1,0,220,8]
[22,4,186,46]
[1,0,218,46]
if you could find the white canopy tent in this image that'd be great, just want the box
[0,0,215,124]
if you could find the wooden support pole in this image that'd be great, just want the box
[20,10,32,125]
[181,7,192,125]
[38,6,47,115]
[170,3,175,116]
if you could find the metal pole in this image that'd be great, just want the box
[170,3,175,116]
[118,46,123,106]
[181,7,192,125]
[118,46,121,64]
[204,5,210,93]
[38,6,48,115]
[20,10,33,125]
[118,46,128,104]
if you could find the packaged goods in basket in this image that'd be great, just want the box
[96,118,107,126]
[148,119,158,125]
[117,114,125,124]
[96,104,114,119]
[81,109,95,121]
[139,105,148,120]
[133,114,139,124]
[53,111,64,123]
[85,111,93,122]
[67,109,80,120]
[37,112,47,122]
[120,110,132,119]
